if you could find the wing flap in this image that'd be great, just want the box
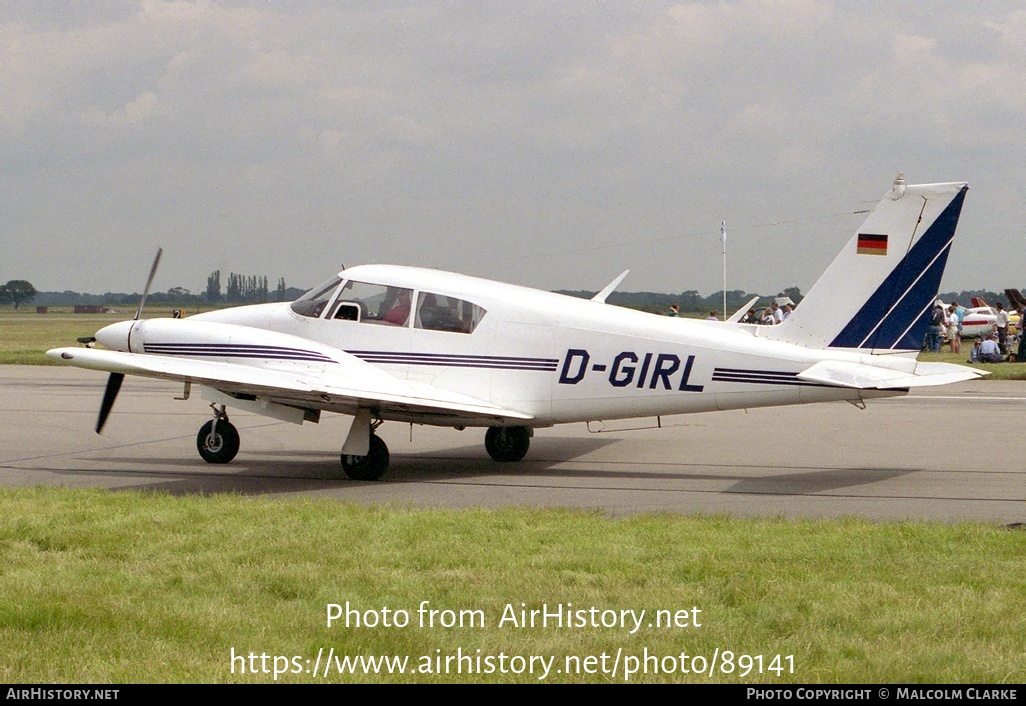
[46,347,533,421]
[796,359,985,389]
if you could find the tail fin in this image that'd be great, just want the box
[1004,289,1026,311]
[768,176,968,353]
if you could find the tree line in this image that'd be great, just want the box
[205,271,292,305]
[24,271,306,308]
[8,274,1025,315]
[556,286,806,315]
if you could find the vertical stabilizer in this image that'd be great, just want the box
[767,177,968,353]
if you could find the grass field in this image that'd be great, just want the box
[0,307,208,365]
[0,487,1023,683]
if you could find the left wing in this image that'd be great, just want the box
[47,346,533,424]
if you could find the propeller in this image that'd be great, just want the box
[135,247,163,320]
[95,247,162,434]
[96,373,124,434]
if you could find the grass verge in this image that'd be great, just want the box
[1,487,1023,683]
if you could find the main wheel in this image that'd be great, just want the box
[484,426,530,462]
[197,419,240,464]
[340,434,390,480]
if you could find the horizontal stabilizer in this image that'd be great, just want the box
[796,360,985,389]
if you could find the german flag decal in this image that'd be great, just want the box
[856,233,888,255]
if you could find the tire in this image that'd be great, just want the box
[197,419,240,464]
[484,426,531,462]
[340,434,390,481]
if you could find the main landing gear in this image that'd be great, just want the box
[197,404,240,464]
[340,433,390,481]
[485,425,531,462]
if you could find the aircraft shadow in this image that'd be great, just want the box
[725,468,914,496]
[70,433,917,498]
[54,437,622,495]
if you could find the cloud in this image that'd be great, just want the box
[1,2,1024,295]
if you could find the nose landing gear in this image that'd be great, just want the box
[197,404,240,464]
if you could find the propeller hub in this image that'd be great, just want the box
[95,321,137,352]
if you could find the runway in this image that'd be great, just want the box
[2,365,1023,523]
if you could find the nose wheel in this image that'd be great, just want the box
[197,406,240,464]
[340,433,390,480]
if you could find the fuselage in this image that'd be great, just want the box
[185,264,906,427]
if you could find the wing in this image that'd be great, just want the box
[47,346,533,425]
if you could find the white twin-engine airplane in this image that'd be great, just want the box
[49,176,981,480]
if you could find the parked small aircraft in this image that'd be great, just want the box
[952,295,1021,339]
[49,176,981,480]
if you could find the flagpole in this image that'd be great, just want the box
[721,220,727,321]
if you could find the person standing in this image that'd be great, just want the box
[995,302,1009,353]
[668,304,680,317]
[927,303,944,352]
[952,300,966,339]
[946,305,961,354]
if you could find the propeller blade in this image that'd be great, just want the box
[134,247,163,321]
[96,372,124,434]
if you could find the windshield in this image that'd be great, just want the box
[332,280,414,326]
[290,275,343,318]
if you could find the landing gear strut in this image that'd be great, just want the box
[197,404,240,464]
[485,425,531,462]
[340,433,390,481]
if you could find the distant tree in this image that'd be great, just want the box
[206,270,221,303]
[778,286,803,305]
[275,277,287,302]
[678,290,703,312]
[0,280,37,309]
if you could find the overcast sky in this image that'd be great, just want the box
[1,1,1023,297]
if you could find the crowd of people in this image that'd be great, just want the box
[666,297,1024,364]
[928,300,1023,363]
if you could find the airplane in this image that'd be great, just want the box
[947,295,1020,339]
[48,175,982,480]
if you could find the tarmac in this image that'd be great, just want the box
[1,365,1024,524]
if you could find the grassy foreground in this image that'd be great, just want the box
[0,487,1023,683]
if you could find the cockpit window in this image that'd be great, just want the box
[331,280,414,326]
[415,292,486,334]
[290,276,343,318]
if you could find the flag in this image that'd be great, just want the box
[856,233,887,256]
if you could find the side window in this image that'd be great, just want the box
[332,281,413,327]
[290,276,343,318]
[415,292,487,334]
